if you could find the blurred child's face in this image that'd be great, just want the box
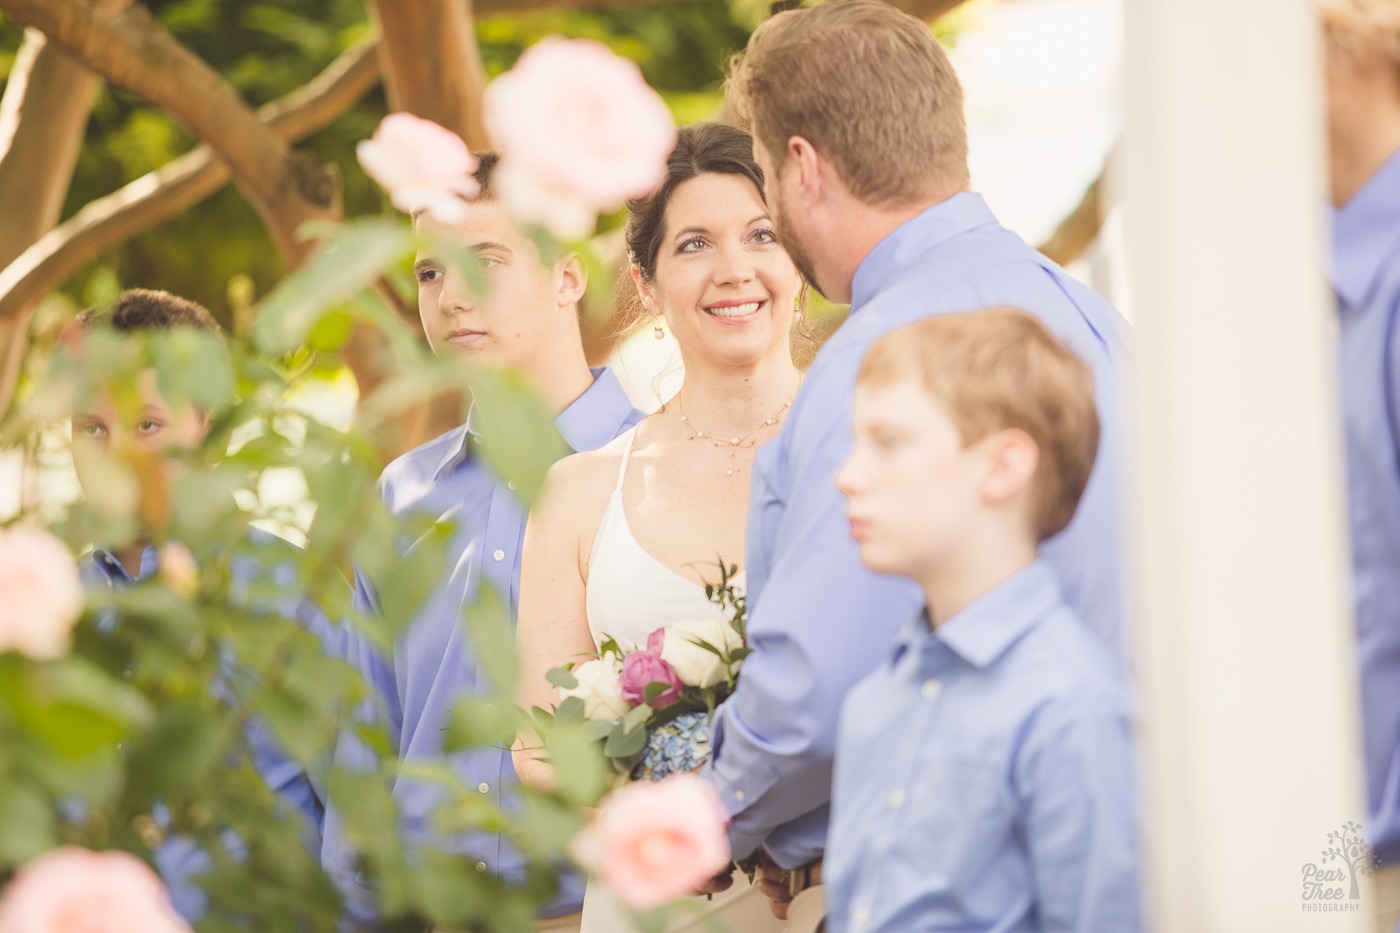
[412,200,583,377]
[70,368,210,502]
[836,377,986,579]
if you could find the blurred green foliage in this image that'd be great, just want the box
[0,213,616,929]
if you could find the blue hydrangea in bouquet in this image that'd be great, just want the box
[545,562,749,782]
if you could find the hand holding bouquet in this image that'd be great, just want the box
[544,563,748,781]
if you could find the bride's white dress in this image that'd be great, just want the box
[578,428,782,933]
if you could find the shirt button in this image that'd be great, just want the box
[478,782,490,794]
[492,549,505,561]
[852,906,872,928]
[921,679,942,700]
[507,481,517,491]
[888,789,905,810]
[475,861,488,872]
[734,790,746,802]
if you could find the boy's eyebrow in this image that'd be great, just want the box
[414,241,513,269]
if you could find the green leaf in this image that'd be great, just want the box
[445,697,523,753]
[544,721,609,806]
[151,328,236,413]
[642,681,672,705]
[127,702,235,803]
[604,721,646,759]
[466,366,572,505]
[462,585,518,697]
[546,667,578,690]
[554,695,585,723]
[0,780,57,865]
[252,219,414,354]
[622,703,653,733]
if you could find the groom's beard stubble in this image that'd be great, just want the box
[773,208,829,301]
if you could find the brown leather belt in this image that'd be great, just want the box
[787,857,823,897]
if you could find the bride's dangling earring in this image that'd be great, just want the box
[653,319,665,340]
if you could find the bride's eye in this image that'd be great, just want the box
[677,236,708,253]
[751,228,778,245]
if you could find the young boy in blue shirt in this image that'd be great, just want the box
[71,288,331,922]
[828,307,1140,933]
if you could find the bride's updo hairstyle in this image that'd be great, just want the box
[616,121,816,360]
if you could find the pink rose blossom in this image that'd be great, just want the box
[618,628,683,709]
[0,526,83,661]
[0,846,191,933]
[484,37,677,240]
[356,112,480,224]
[570,775,731,910]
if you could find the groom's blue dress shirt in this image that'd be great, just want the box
[1329,148,1400,865]
[80,531,331,922]
[320,368,641,921]
[703,193,1131,866]
[825,561,1140,933]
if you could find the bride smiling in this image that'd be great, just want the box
[513,121,806,931]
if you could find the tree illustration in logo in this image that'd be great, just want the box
[1321,821,1380,899]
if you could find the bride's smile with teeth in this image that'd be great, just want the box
[704,299,766,319]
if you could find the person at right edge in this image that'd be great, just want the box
[705,2,1132,928]
[1322,2,1400,929]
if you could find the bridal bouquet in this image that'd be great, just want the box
[545,563,748,782]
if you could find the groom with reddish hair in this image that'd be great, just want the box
[709,1,1132,927]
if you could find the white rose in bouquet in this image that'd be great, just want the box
[660,618,743,690]
[559,657,630,722]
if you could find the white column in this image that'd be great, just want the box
[1121,1,1369,930]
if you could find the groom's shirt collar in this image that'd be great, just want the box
[850,192,1000,311]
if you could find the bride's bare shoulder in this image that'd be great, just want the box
[537,427,637,513]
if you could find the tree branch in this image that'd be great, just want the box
[1037,147,1116,267]
[0,0,339,263]
[0,38,380,417]
[370,0,488,148]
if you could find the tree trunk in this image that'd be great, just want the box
[0,38,380,418]
[369,0,489,148]
[0,0,340,265]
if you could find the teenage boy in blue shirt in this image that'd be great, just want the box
[827,308,1140,933]
[71,288,330,922]
[319,153,643,930]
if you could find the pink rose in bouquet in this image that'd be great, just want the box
[618,628,683,709]
[356,112,480,224]
[483,37,677,240]
[570,775,730,911]
[0,526,83,661]
[0,846,191,933]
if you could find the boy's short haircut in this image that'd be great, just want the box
[1321,0,1400,84]
[724,0,970,207]
[77,288,221,337]
[410,151,500,225]
[859,308,1100,541]
[471,151,499,201]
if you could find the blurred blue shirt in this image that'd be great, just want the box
[79,528,333,922]
[702,192,1132,866]
[1328,147,1400,864]
[319,368,641,921]
[825,560,1140,933]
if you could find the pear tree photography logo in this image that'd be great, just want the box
[1301,821,1380,912]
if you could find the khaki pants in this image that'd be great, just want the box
[1374,863,1400,933]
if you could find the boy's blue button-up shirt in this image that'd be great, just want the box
[79,530,332,921]
[321,368,641,919]
[703,192,1132,866]
[825,560,1140,933]
[1329,147,1400,864]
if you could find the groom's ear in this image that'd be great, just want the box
[787,135,825,204]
